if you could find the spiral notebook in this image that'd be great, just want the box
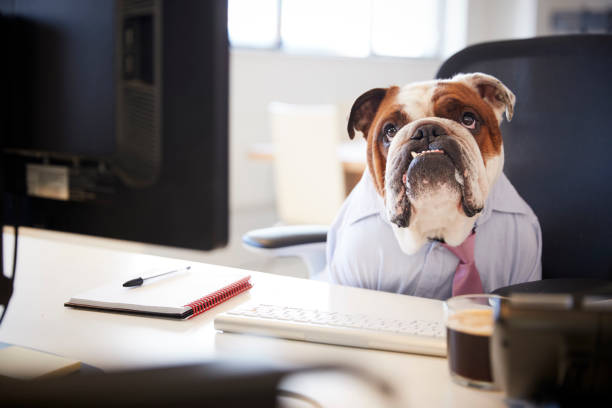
[65,268,252,319]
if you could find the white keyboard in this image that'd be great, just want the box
[214,303,447,357]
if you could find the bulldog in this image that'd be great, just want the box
[346,73,515,254]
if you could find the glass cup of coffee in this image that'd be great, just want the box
[444,294,503,390]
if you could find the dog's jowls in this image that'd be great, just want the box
[347,73,515,254]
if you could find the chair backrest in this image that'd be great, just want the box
[437,34,612,280]
[269,102,345,225]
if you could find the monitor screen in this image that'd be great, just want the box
[0,0,229,251]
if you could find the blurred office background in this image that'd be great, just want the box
[43,0,611,277]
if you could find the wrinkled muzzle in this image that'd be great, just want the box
[383,119,491,252]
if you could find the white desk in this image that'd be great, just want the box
[0,228,504,407]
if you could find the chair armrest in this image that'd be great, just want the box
[242,225,328,249]
[242,225,329,279]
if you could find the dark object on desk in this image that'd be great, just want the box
[491,294,612,406]
[0,362,291,408]
[0,0,228,251]
[437,34,612,281]
[0,361,393,408]
[493,278,612,297]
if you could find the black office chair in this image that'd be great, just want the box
[436,34,612,294]
[245,34,612,293]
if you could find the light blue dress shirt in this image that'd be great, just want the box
[326,169,542,300]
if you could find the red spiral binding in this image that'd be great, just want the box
[184,276,252,318]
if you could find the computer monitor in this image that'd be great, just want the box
[0,0,228,251]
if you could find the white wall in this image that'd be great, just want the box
[465,0,538,46]
[229,50,441,210]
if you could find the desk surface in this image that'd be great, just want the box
[0,228,504,407]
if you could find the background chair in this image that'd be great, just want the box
[269,102,345,225]
[243,102,345,279]
[245,35,612,290]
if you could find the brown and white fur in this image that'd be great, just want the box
[347,73,515,254]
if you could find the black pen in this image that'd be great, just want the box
[122,266,191,287]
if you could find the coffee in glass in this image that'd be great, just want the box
[444,294,502,390]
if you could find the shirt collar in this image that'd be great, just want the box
[346,169,533,227]
[346,168,386,225]
[475,171,535,226]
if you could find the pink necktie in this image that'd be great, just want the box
[442,231,484,296]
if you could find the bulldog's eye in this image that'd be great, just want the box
[383,123,398,140]
[461,112,477,129]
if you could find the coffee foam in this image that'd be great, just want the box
[446,309,493,336]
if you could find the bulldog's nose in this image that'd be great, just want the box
[410,124,446,143]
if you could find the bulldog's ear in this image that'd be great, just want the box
[347,88,387,139]
[454,73,516,123]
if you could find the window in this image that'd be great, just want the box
[227,0,280,48]
[228,0,446,58]
[280,0,370,57]
[370,0,441,58]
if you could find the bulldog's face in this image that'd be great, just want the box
[347,73,515,254]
